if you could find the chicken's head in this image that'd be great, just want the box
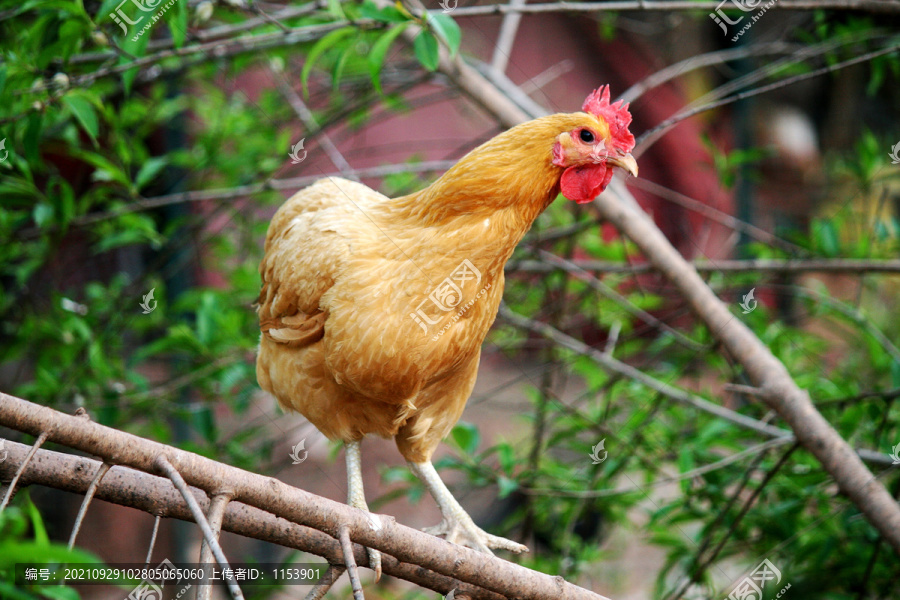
[551,85,638,204]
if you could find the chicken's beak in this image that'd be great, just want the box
[608,153,638,177]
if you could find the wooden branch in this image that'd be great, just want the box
[0,392,611,600]
[0,440,505,600]
[589,189,900,554]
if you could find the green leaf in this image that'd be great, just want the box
[325,0,346,20]
[450,421,480,455]
[24,112,43,164]
[135,156,168,191]
[413,31,439,71]
[25,498,49,546]
[0,542,100,567]
[814,220,840,257]
[62,93,99,144]
[368,23,410,93]
[38,586,82,600]
[168,0,189,48]
[359,1,408,22]
[496,442,516,475]
[426,12,461,57]
[677,447,694,495]
[331,43,354,93]
[301,27,356,97]
[119,33,151,94]
[70,149,130,188]
[497,475,518,499]
[32,203,54,228]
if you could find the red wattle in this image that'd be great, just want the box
[560,165,614,204]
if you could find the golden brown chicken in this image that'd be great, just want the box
[256,86,637,577]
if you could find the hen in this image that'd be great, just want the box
[256,86,637,577]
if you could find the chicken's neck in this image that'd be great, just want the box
[388,117,568,257]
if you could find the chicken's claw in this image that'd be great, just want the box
[423,518,529,554]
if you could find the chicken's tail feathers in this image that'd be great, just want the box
[260,311,326,348]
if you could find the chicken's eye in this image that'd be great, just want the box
[579,129,594,143]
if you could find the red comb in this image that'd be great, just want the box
[582,85,635,153]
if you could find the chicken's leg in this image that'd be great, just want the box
[408,461,528,554]
[345,440,382,581]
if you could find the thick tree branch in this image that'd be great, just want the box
[0,440,505,600]
[589,187,900,554]
[0,392,611,600]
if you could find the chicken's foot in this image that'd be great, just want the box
[408,461,528,554]
[345,440,382,581]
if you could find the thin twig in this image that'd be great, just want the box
[198,493,234,600]
[490,0,526,74]
[636,41,900,150]
[522,436,795,498]
[620,42,800,103]
[339,526,366,600]
[67,462,111,549]
[535,249,706,351]
[304,565,346,600]
[155,455,245,600]
[61,161,456,231]
[145,514,161,566]
[498,305,895,466]
[272,69,355,176]
[627,177,803,253]
[669,443,800,600]
[0,431,49,512]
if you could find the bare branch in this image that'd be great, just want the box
[0,392,612,600]
[155,455,245,600]
[590,184,900,554]
[0,440,506,600]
